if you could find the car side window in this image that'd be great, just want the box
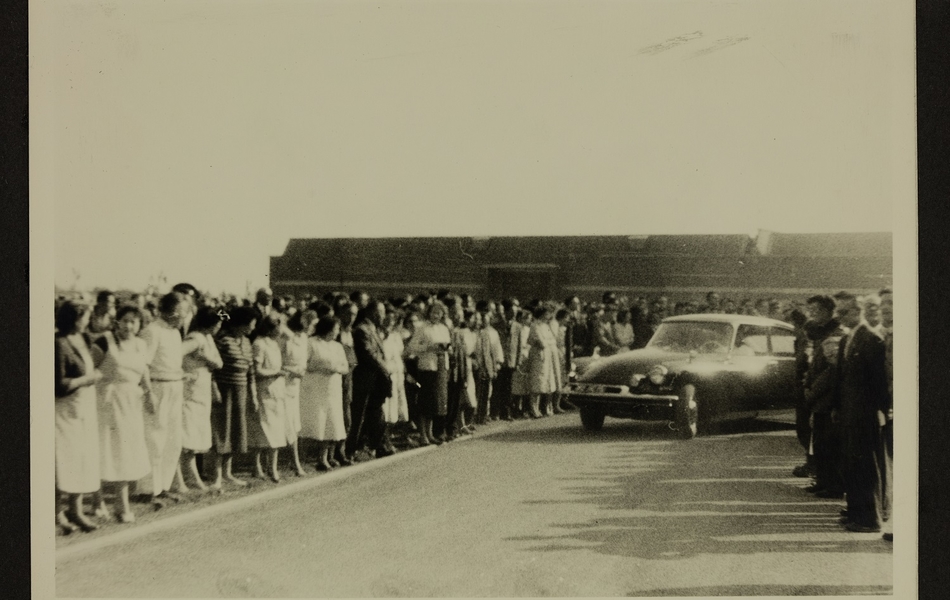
[769,328,797,357]
[733,325,769,356]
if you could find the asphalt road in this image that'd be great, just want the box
[55,413,893,597]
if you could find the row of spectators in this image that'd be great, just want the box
[52,283,890,536]
[789,288,894,540]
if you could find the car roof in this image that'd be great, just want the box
[663,313,793,329]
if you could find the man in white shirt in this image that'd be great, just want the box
[140,292,198,507]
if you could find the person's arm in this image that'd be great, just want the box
[55,339,99,396]
[181,335,201,356]
[490,330,504,369]
[246,339,259,411]
[204,335,224,371]
[865,334,891,421]
[354,327,391,377]
[90,336,108,369]
[139,323,159,367]
[140,350,156,413]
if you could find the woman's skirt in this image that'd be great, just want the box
[248,375,289,449]
[284,377,302,444]
[416,369,449,417]
[56,386,100,494]
[182,374,213,453]
[211,382,249,455]
[299,372,347,442]
[98,382,151,482]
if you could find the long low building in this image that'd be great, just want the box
[268,231,892,302]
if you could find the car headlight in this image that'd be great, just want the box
[629,374,645,388]
[648,365,668,385]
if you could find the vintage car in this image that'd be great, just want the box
[562,314,800,438]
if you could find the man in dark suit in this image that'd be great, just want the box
[802,295,846,494]
[832,293,890,533]
[347,300,394,459]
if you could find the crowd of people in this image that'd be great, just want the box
[53,283,894,543]
[790,288,895,541]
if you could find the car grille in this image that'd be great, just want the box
[568,383,629,395]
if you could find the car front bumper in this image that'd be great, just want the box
[562,382,680,420]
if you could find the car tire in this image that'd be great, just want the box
[675,384,700,439]
[579,407,606,431]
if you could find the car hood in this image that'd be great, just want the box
[578,347,713,384]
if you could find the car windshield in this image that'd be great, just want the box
[647,321,734,354]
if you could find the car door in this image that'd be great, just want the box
[763,326,799,409]
[728,324,772,411]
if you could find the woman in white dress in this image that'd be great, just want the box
[381,311,409,427]
[526,303,562,418]
[249,314,289,482]
[91,306,153,522]
[301,317,350,470]
[280,309,317,476]
[54,300,103,533]
[180,307,224,491]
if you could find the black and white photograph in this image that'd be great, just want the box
[31,0,917,597]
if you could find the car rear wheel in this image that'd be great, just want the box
[579,407,606,431]
[675,384,700,439]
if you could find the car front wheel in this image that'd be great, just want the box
[579,406,606,431]
[675,384,700,439]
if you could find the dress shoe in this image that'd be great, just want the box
[845,522,882,533]
[57,511,79,535]
[840,509,849,517]
[375,447,396,458]
[118,511,136,524]
[882,532,893,542]
[792,464,814,477]
[66,510,99,532]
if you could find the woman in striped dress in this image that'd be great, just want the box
[210,307,258,488]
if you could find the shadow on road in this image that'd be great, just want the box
[499,422,892,563]
[481,414,796,445]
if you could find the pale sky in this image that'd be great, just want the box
[40,0,913,295]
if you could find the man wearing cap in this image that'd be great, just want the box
[800,295,845,492]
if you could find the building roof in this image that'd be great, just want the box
[758,231,892,257]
